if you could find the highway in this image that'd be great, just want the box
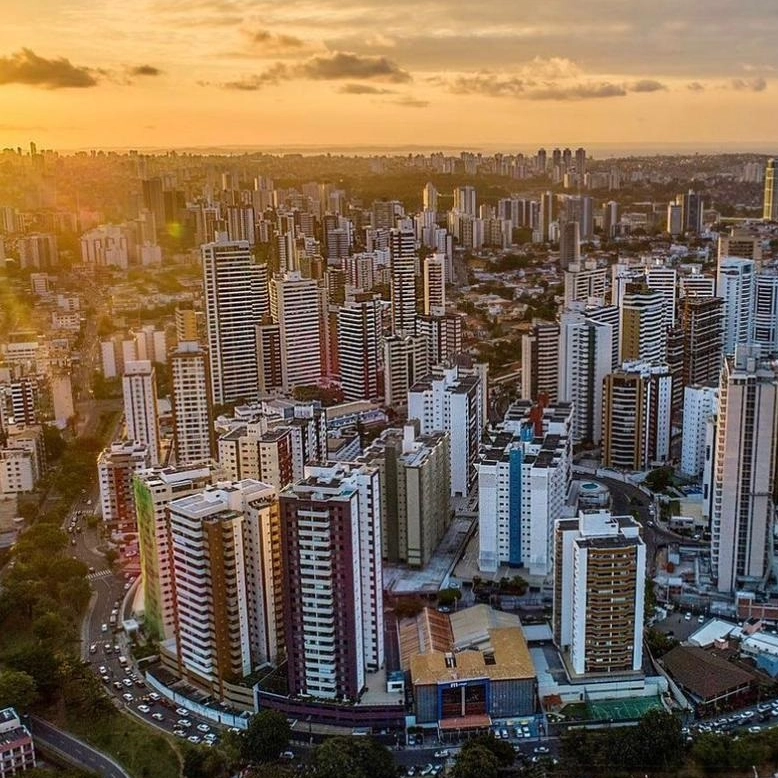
[30,716,131,778]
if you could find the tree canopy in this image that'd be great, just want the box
[311,736,396,778]
[241,709,291,765]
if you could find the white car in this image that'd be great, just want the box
[175,707,190,717]
[122,693,134,702]
[196,723,211,733]
[137,704,151,714]
[151,713,164,721]
[101,623,108,633]
[187,735,201,744]
[177,719,192,728]
[433,750,450,759]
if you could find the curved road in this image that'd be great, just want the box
[30,716,130,778]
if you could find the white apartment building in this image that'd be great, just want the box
[680,385,719,477]
[202,238,263,404]
[122,360,160,466]
[171,341,213,465]
[717,256,756,356]
[478,401,573,577]
[97,440,151,529]
[711,346,778,593]
[168,480,280,696]
[338,299,382,402]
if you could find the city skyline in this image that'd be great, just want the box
[1,0,777,150]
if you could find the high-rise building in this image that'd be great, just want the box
[711,346,778,593]
[423,253,446,316]
[678,190,704,233]
[122,360,160,466]
[422,182,438,213]
[563,260,607,307]
[602,362,672,471]
[553,511,645,677]
[719,231,762,263]
[717,257,756,356]
[453,186,476,216]
[558,221,580,270]
[389,227,418,335]
[168,480,282,695]
[270,272,323,392]
[680,296,724,387]
[521,322,560,403]
[539,192,554,242]
[645,265,678,329]
[415,313,463,367]
[763,158,778,221]
[134,463,217,641]
[666,203,683,236]
[280,462,383,700]
[175,306,202,344]
[752,272,778,356]
[383,334,428,408]
[557,312,612,445]
[620,283,666,364]
[360,424,450,567]
[407,363,487,497]
[478,400,572,576]
[202,239,263,404]
[171,342,214,465]
[680,386,719,477]
[97,441,151,534]
[337,299,382,402]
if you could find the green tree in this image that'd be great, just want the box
[183,746,228,778]
[312,736,396,778]
[459,733,514,767]
[437,588,462,608]
[629,709,684,771]
[450,744,499,778]
[2,644,61,699]
[241,709,291,765]
[644,466,673,493]
[0,669,38,711]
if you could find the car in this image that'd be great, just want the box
[433,750,450,759]
[122,693,134,702]
[134,679,145,688]
[421,765,434,777]
[534,746,549,754]
[279,751,295,761]
[100,675,110,684]
[172,729,186,738]
[227,727,240,734]
[137,704,151,714]
[187,735,201,744]
[177,719,192,728]
[123,582,132,591]
[123,678,133,688]
[148,692,161,702]
[98,665,107,675]
[698,615,705,623]
[151,713,164,721]
[101,623,108,633]
[748,725,762,734]
[103,643,112,653]
[196,723,211,733]
[405,768,416,777]
[203,733,217,742]
[500,728,509,739]
[112,681,123,690]
[113,645,120,653]
[175,707,190,717]
[684,612,692,621]
[431,767,443,776]
[407,735,416,746]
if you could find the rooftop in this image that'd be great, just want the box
[661,645,755,701]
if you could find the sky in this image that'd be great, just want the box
[1,0,777,153]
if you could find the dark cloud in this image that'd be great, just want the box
[628,79,666,92]
[299,52,411,82]
[446,73,660,101]
[527,82,627,100]
[731,76,767,91]
[249,29,304,48]
[0,48,97,89]
[687,81,705,91]
[338,83,396,94]
[130,65,163,77]
[389,97,429,108]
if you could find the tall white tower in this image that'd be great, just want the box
[202,238,263,404]
[122,360,160,465]
[717,257,756,356]
[170,341,214,465]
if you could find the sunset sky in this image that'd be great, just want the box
[1,0,777,152]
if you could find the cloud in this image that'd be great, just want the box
[248,29,304,48]
[129,65,162,77]
[338,83,396,94]
[730,77,767,91]
[527,81,627,100]
[687,81,705,91]
[208,51,411,90]
[447,73,531,98]
[389,97,429,108]
[0,48,97,89]
[299,52,411,82]
[628,79,666,93]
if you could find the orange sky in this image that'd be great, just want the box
[1,0,777,151]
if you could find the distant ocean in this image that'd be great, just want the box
[65,141,777,158]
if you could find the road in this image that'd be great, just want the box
[30,716,131,778]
